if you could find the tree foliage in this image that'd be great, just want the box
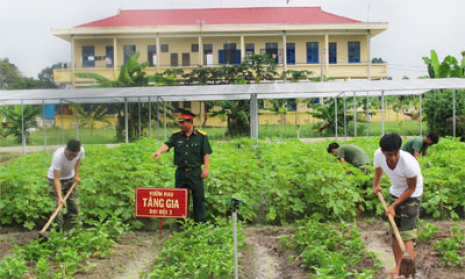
[422,50,465,136]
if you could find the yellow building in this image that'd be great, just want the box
[52,7,390,127]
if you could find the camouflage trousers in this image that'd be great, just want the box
[387,194,422,241]
[48,179,80,231]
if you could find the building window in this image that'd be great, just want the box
[306,42,319,64]
[105,46,114,68]
[246,43,255,56]
[182,53,190,66]
[265,43,278,63]
[148,45,157,66]
[161,44,169,53]
[307,98,320,107]
[329,43,337,64]
[172,101,180,111]
[82,46,95,68]
[183,101,191,109]
[287,99,296,111]
[286,43,295,65]
[123,45,136,64]
[348,42,361,63]
[219,43,240,65]
[191,44,199,52]
[203,44,213,65]
[171,53,178,66]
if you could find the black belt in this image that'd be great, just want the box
[178,167,200,172]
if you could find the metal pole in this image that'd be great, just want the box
[381,91,385,136]
[233,209,238,279]
[21,100,26,155]
[419,94,423,137]
[320,46,324,82]
[157,97,160,141]
[250,94,259,138]
[124,98,129,143]
[344,92,347,141]
[61,100,65,145]
[43,100,46,151]
[334,96,338,139]
[366,92,370,137]
[163,99,167,140]
[453,89,456,137]
[149,97,152,138]
[76,105,79,141]
[353,92,357,137]
[138,98,142,140]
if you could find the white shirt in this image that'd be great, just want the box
[47,147,85,180]
[373,148,423,198]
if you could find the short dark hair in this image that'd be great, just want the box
[427,132,439,144]
[379,133,402,152]
[66,139,81,153]
[327,142,340,153]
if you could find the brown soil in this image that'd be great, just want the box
[241,226,307,279]
[74,231,166,279]
[2,221,464,278]
[0,231,38,261]
[0,230,166,279]
[359,219,465,279]
[415,221,465,279]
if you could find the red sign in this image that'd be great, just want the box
[135,188,188,218]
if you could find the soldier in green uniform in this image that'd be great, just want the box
[327,143,370,168]
[327,142,370,217]
[152,109,212,223]
[401,132,439,159]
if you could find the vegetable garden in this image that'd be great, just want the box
[0,137,464,278]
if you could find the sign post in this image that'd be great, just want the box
[135,188,188,236]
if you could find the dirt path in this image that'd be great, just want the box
[0,230,166,279]
[242,226,307,279]
[0,231,38,261]
[75,231,166,279]
[362,230,427,279]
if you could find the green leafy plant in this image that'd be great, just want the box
[281,219,379,278]
[145,218,243,279]
[0,216,127,278]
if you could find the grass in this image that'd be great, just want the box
[0,121,427,147]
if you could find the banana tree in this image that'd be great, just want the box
[422,50,465,136]
[1,105,41,143]
[75,52,174,141]
[75,105,111,136]
[422,50,465,78]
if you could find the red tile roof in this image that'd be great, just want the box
[75,7,360,28]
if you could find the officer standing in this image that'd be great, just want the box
[152,109,212,223]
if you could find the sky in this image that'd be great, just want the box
[0,0,464,79]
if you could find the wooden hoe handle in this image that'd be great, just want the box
[377,192,408,254]
[40,181,79,234]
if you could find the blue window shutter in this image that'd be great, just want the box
[348,42,360,63]
[219,50,225,64]
[329,43,337,64]
[236,50,241,64]
[306,42,319,64]
[82,46,95,68]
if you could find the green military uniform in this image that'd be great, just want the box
[165,129,212,222]
[401,137,427,157]
[336,144,370,168]
[337,144,371,190]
